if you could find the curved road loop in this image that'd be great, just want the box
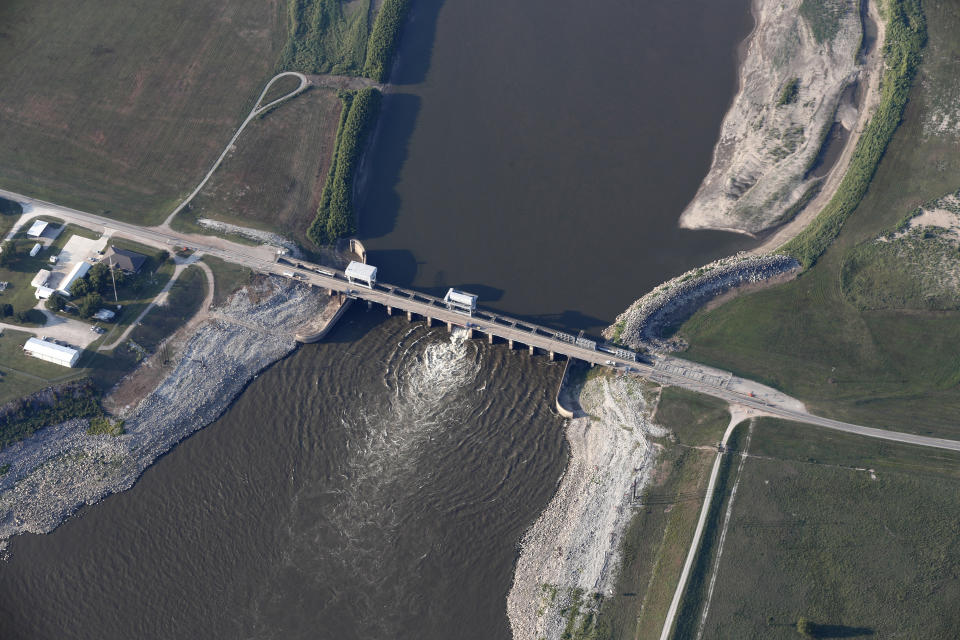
[160,71,309,228]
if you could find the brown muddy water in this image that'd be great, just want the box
[0,0,753,637]
[360,0,755,333]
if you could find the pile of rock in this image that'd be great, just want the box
[606,253,799,351]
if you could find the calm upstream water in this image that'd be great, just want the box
[0,0,753,637]
[360,0,755,332]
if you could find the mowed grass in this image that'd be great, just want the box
[0,330,84,404]
[598,388,730,639]
[181,88,344,252]
[691,418,960,639]
[0,0,287,225]
[129,265,207,351]
[678,1,960,438]
[202,256,253,307]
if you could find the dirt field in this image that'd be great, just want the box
[0,0,287,225]
[181,88,344,251]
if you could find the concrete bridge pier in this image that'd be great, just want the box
[549,351,556,361]
[386,306,392,316]
[466,328,474,339]
[508,339,515,350]
[426,317,434,327]
[528,345,535,356]
[446,321,453,332]
[406,310,413,322]
[487,333,494,345]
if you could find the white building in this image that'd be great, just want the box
[345,261,377,289]
[444,288,478,316]
[57,261,91,296]
[26,220,48,238]
[29,243,42,257]
[31,269,52,288]
[35,285,55,300]
[23,337,80,367]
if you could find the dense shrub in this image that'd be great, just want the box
[362,0,412,82]
[308,88,382,245]
[278,0,371,75]
[777,77,800,106]
[780,0,926,268]
[0,380,102,448]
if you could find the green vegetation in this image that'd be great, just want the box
[129,265,207,351]
[308,88,382,245]
[87,415,125,436]
[0,0,286,224]
[185,87,345,253]
[677,0,960,438]
[781,0,926,268]
[672,423,750,639]
[776,77,800,106]
[0,197,22,239]
[279,0,372,75]
[689,419,960,638]
[840,226,960,310]
[0,379,101,448]
[798,0,851,44]
[363,0,413,82]
[202,256,253,307]
[595,389,729,639]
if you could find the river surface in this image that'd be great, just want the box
[1,0,753,637]
[360,0,755,333]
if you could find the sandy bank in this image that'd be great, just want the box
[0,278,334,550]
[680,0,867,235]
[507,372,666,640]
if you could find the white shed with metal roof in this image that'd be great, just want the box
[23,337,80,367]
[58,261,91,296]
[26,220,48,238]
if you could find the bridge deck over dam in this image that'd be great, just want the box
[276,256,635,364]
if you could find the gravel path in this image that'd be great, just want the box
[0,277,331,550]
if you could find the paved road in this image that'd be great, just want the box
[3,186,959,453]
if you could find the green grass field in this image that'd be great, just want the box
[0,0,287,225]
[129,265,207,351]
[678,0,960,438]
[597,388,730,639]
[686,418,960,639]
[202,256,253,307]
[0,330,85,404]
[181,88,344,252]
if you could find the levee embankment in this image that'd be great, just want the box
[606,253,800,351]
[0,278,337,549]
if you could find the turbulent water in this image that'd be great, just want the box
[0,311,567,639]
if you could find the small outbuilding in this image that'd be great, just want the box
[35,285,55,300]
[103,246,147,273]
[23,337,80,367]
[444,288,478,316]
[345,261,377,289]
[31,269,52,288]
[29,243,42,257]
[26,220,48,238]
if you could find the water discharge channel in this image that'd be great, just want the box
[0,0,754,637]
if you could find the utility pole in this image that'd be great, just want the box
[109,256,118,302]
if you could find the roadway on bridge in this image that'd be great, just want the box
[3,187,959,453]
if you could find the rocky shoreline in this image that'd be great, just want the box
[0,278,332,550]
[507,373,666,640]
[605,252,799,352]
